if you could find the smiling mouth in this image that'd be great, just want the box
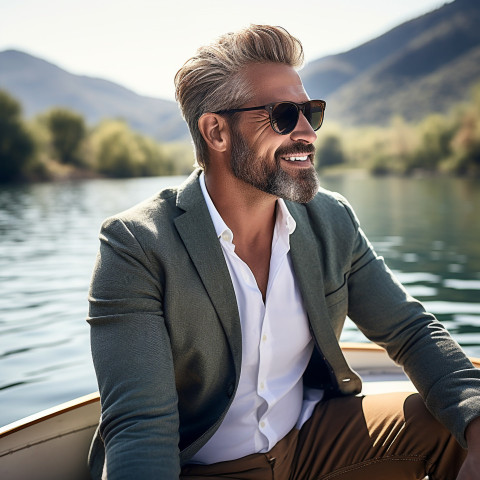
[280,154,313,163]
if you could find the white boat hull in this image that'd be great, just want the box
[0,393,100,480]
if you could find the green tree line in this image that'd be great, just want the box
[316,83,480,177]
[3,84,480,184]
[0,90,194,183]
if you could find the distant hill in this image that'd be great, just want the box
[301,0,480,125]
[0,50,189,142]
[1,0,479,135]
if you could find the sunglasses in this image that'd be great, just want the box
[214,99,326,135]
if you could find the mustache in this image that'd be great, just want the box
[275,143,316,159]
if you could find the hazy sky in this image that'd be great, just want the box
[0,0,449,100]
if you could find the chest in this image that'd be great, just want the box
[223,248,312,367]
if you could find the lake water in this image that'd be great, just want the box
[1,172,479,427]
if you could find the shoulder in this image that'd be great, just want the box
[111,186,179,223]
[100,186,180,239]
[98,170,205,255]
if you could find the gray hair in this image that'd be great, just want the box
[174,25,304,169]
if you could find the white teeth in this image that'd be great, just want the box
[285,155,308,162]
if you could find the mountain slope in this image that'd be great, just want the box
[0,50,188,141]
[2,0,479,134]
[301,0,480,125]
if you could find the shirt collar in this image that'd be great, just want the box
[199,172,296,243]
[200,172,233,242]
[276,195,296,235]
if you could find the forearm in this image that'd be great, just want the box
[90,315,181,479]
[346,226,480,447]
[103,425,180,479]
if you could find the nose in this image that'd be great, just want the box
[289,112,317,144]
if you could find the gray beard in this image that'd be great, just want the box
[230,128,320,204]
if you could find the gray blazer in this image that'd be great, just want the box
[88,169,480,479]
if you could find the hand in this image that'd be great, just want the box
[457,417,480,480]
[457,451,480,480]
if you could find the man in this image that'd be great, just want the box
[88,25,480,479]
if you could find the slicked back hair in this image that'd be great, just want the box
[174,25,304,169]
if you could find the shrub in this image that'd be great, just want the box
[0,90,35,182]
[45,108,86,166]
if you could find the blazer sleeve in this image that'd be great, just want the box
[339,197,480,449]
[87,216,180,479]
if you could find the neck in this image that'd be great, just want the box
[204,168,277,244]
[204,167,277,302]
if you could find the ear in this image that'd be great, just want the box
[198,113,230,153]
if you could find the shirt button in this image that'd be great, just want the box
[260,421,266,428]
[262,334,267,342]
[260,381,265,390]
[221,231,231,242]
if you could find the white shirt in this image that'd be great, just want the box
[191,173,323,464]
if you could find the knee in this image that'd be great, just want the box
[403,393,449,438]
[403,394,445,432]
[403,393,464,455]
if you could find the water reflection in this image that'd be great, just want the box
[0,173,479,426]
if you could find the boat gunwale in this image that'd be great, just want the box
[0,392,100,438]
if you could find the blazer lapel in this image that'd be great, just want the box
[174,171,242,375]
[287,202,331,335]
[287,201,361,393]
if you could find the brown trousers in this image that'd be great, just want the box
[181,392,466,480]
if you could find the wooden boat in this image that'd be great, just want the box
[1,343,479,480]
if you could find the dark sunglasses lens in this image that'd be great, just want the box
[304,101,325,131]
[271,103,298,134]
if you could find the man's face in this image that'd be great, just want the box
[229,63,320,204]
